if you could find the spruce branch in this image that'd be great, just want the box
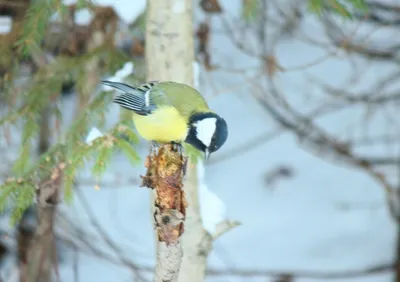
[141,144,187,282]
[16,0,60,57]
[0,2,142,279]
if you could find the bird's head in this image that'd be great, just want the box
[185,112,228,159]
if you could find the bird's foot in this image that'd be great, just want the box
[182,156,188,176]
[170,142,187,175]
[152,141,160,148]
[150,141,160,154]
[170,141,183,154]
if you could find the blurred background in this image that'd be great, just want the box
[0,0,399,281]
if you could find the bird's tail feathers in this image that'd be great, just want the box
[101,80,138,93]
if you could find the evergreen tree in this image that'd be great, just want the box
[0,0,141,225]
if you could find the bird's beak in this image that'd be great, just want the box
[204,149,210,160]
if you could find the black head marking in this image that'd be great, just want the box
[210,117,228,153]
[185,112,228,157]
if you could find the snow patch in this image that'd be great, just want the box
[75,8,94,26]
[62,0,146,24]
[0,16,12,34]
[102,62,134,91]
[1,264,19,282]
[197,160,228,235]
[115,62,134,79]
[62,0,76,5]
[85,127,104,145]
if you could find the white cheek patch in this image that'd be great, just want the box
[196,118,217,147]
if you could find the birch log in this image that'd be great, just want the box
[145,1,237,281]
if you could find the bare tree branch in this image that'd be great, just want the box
[74,186,148,282]
[56,210,398,280]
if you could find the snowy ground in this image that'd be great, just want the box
[1,0,398,281]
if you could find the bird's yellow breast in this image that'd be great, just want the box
[132,106,188,142]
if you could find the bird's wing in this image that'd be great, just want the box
[101,80,161,116]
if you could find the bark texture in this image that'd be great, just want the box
[145,1,194,281]
[145,0,194,84]
[145,1,213,281]
[26,165,63,282]
[142,145,187,282]
[23,59,58,282]
[145,1,236,281]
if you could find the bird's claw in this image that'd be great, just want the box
[170,142,183,154]
[150,141,186,175]
[182,157,188,176]
[150,141,160,154]
[170,142,187,175]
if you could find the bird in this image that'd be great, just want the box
[101,80,228,159]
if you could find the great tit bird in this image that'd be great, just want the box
[101,80,228,159]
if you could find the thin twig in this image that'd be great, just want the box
[56,210,398,279]
[73,238,79,282]
[74,186,148,282]
[206,263,396,278]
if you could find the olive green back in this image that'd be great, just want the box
[150,82,210,118]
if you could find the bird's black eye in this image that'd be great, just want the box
[211,137,216,147]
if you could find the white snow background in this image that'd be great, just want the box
[0,0,398,281]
